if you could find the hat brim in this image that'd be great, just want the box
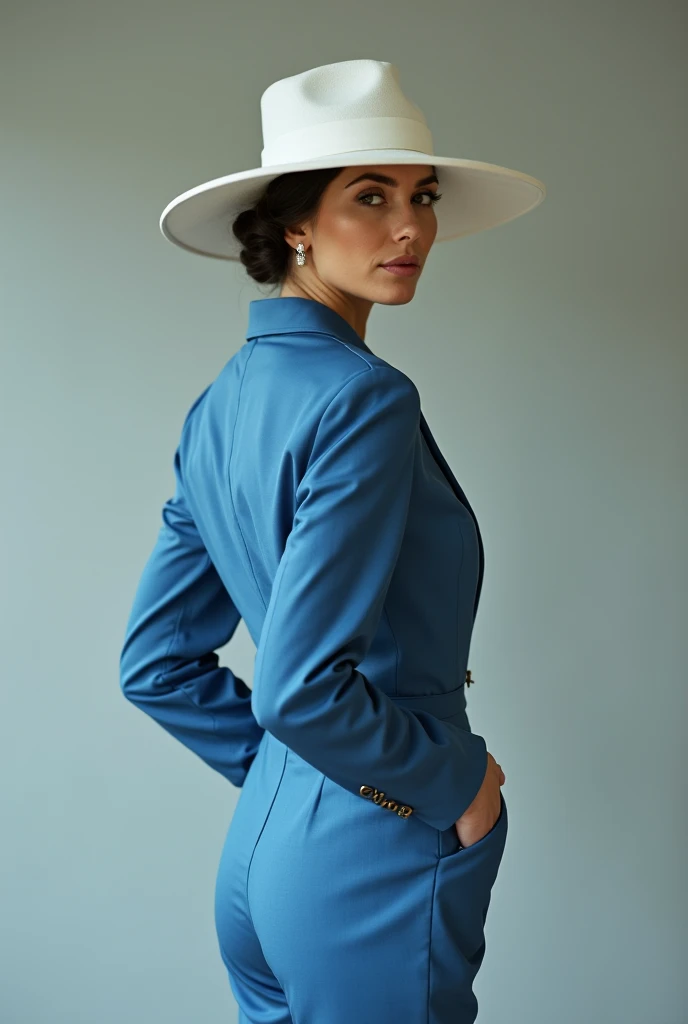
[159,150,546,261]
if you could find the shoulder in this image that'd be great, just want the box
[239,332,419,425]
[176,338,420,471]
[318,360,420,424]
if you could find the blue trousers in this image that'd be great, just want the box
[214,702,508,1024]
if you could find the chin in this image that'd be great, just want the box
[377,289,417,307]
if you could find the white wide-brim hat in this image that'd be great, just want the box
[160,59,546,261]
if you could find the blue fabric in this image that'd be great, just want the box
[120,297,509,1022]
[120,296,491,832]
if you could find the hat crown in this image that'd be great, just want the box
[259,59,435,166]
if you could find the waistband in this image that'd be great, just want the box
[388,683,467,721]
[277,683,470,779]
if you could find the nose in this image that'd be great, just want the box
[390,203,426,242]
[392,217,422,244]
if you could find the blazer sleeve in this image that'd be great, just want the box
[250,365,488,832]
[119,443,265,789]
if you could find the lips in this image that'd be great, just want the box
[380,263,419,277]
[381,256,420,267]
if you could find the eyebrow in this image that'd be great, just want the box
[344,171,439,189]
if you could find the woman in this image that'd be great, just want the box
[120,59,545,1023]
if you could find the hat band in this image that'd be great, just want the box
[260,116,434,166]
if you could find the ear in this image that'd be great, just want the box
[283,226,309,251]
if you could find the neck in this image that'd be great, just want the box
[279,277,372,344]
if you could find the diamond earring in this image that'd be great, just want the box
[295,242,306,266]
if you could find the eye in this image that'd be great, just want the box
[357,191,384,205]
[415,190,443,205]
[357,189,443,206]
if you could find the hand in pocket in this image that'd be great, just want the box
[454,751,505,849]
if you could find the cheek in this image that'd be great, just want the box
[423,216,439,248]
[319,212,385,265]
[341,209,378,242]
[323,206,382,244]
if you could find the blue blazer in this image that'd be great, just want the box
[120,296,489,833]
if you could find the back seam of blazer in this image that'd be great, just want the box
[227,340,268,613]
[382,603,402,700]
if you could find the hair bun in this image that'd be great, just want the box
[231,167,343,287]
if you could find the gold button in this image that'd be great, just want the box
[359,785,413,818]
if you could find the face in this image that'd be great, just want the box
[281,164,441,318]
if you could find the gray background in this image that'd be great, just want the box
[1,1,686,1022]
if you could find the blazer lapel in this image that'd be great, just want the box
[419,410,485,621]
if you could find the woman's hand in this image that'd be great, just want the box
[454,751,505,848]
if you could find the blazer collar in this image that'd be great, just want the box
[246,297,373,354]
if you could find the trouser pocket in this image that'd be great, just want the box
[437,789,508,863]
[429,790,509,1001]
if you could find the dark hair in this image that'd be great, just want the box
[231,167,344,287]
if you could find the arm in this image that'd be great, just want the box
[119,444,264,789]
[250,365,487,832]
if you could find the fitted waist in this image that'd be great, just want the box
[388,683,467,722]
[271,682,471,781]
